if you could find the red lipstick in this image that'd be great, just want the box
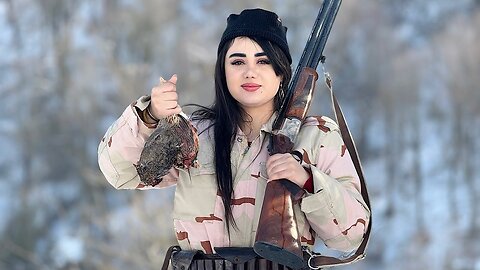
[241,83,261,92]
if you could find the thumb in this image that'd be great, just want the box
[169,74,178,85]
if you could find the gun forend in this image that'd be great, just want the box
[285,67,318,120]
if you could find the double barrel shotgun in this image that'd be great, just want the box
[253,0,372,269]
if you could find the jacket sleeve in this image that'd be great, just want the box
[297,116,370,252]
[97,95,180,190]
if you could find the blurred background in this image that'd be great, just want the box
[1,0,479,269]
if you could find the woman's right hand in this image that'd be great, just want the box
[149,74,182,119]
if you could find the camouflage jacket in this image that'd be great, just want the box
[98,96,370,254]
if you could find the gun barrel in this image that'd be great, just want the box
[308,0,342,69]
[273,0,342,130]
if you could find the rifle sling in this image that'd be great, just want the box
[309,72,372,268]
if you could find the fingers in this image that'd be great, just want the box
[266,153,309,187]
[266,153,294,179]
[159,74,177,86]
[150,74,182,118]
[171,105,182,115]
[156,76,177,94]
[168,74,178,84]
[158,91,178,102]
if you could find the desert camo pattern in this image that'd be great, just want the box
[98,96,370,254]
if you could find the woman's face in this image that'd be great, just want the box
[224,37,282,113]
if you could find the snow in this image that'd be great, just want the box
[52,234,84,267]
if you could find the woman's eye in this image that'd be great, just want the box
[231,60,244,65]
[258,59,271,65]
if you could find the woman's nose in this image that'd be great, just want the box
[244,63,257,78]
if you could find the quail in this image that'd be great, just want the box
[135,115,199,186]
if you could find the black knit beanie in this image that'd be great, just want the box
[218,8,292,64]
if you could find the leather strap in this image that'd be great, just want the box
[214,247,258,264]
[171,250,201,270]
[161,245,181,270]
[308,69,372,268]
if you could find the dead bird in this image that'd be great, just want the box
[135,114,199,186]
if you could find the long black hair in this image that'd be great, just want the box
[190,36,292,236]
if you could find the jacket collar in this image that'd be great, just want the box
[260,111,278,134]
[235,111,278,137]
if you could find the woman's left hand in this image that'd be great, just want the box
[266,153,310,187]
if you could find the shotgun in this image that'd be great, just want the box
[254,0,342,269]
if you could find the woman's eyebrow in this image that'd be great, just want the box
[228,52,267,58]
[229,53,246,58]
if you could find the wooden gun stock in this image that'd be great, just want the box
[254,180,306,270]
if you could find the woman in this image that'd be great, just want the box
[98,8,370,267]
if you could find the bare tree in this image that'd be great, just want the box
[436,10,480,235]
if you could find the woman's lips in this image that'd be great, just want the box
[241,83,261,92]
